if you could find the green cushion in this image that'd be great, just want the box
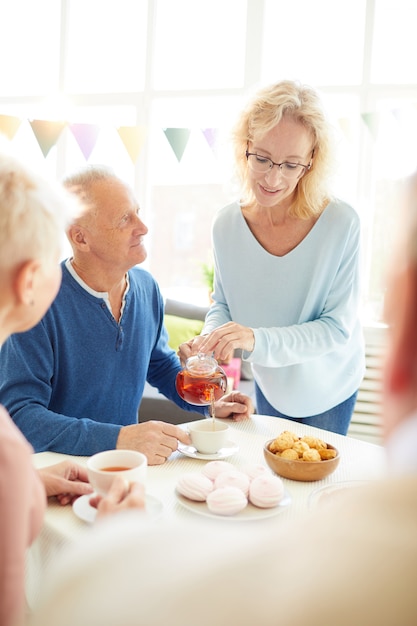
[164,314,204,353]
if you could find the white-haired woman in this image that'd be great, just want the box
[0,147,144,626]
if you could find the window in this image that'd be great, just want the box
[0,0,61,96]
[262,0,366,86]
[371,0,417,84]
[65,0,149,93]
[153,0,247,90]
[0,0,415,323]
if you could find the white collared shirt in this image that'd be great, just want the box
[65,258,130,320]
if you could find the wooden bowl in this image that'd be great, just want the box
[263,439,340,482]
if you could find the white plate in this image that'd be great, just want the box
[72,493,163,524]
[177,441,239,460]
[176,489,291,521]
[308,480,370,509]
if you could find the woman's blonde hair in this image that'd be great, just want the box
[232,80,335,218]
[0,144,78,270]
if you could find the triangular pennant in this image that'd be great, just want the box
[29,120,66,157]
[202,127,218,149]
[117,125,146,163]
[361,112,380,140]
[391,106,417,126]
[163,128,191,162]
[391,107,404,123]
[0,114,22,140]
[69,123,100,160]
[337,117,353,141]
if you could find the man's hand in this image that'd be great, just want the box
[212,391,254,422]
[116,421,191,465]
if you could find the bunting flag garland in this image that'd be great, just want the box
[1,106,416,164]
[29,120,66,157]
[163,128,191,162]
[0,114,22,140]
[117,125,146,163]
[69,123,100,160]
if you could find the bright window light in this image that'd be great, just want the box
[262,0,366,85]
[65,0,148,93]
[153,0,247,90]
[0,0,61,95]
[371,0,417,84]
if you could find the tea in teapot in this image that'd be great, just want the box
[175,353,227,406]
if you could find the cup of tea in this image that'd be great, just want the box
[188,419,229,454]
[87,449,147,496]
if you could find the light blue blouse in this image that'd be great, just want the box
[204,200,365,416]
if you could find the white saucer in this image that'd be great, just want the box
[176,489,291,521]
[177,441,239,460]
[308,480,370,509]
[72,493,163,524]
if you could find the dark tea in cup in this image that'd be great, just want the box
[87,450,147,496]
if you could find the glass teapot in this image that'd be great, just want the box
[175,353,227,406]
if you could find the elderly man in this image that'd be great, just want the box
[0,166,252,464]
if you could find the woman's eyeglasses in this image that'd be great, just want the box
[245,150,313,179]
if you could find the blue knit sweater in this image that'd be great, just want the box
[0,263,203,455]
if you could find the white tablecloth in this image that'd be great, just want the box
[26,415,387,609]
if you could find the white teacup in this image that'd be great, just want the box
[188,420,229,454]
[87,449,147,496]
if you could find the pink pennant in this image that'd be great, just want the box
[69,123,100,160]
[202,127,217,149]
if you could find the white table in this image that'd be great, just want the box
[26,414,387,609]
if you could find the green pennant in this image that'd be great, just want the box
[29,120,66,157]
[163,128,191,162]
[361,112,380,140]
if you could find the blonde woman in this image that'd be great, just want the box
[182,80,365,435]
